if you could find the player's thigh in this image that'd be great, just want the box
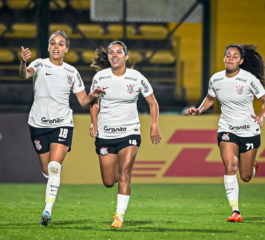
[49,127,73,163]
[219,142,239,174]
[49,143,69,164]
[238,135,260,177]
[98,154,119,186]
[117,146,139,174]
[238,148,258,177]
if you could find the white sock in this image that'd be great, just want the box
[116,194,130,222]
[252,165,256,179]
[44,161,61,215]
[224,174,239,212]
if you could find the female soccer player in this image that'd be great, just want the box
[186,44,265,222]
[89,41,162,228]
[19,30,105,227]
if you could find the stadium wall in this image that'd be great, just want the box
[1,114,265,184]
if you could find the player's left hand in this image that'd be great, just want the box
[89,88,106,98]
[150,124,162,145]
[251,114,264,127]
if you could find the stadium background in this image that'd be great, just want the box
[0,0,265,184]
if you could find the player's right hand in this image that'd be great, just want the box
[90,123,98,138]
[186,108,200,116]
[21,46,31,63]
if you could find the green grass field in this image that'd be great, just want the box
[0,184,264,240]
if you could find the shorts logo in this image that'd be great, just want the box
[236,85,244,94]
[67,75,73,85]
[34,140,42,150]
[222,133,230,141]
[127,84,135,94]
[100,147,108,156]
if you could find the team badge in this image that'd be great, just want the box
[126,84,135,94]
[67,75,73,85]
[222,133,230,141]
[236,85,244,94]
[34,140,42,150]
[100,147,108,156]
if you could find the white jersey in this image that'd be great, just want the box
[27,58,85,128]
[208,69,265,137]
[90,68,153,139]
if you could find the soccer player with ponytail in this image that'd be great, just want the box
[90,41,162,228]
[186,44,265,222]
[19,30,105,226]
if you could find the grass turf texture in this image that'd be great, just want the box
[0,184,264,240]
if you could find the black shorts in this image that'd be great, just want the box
[95,134,141,156]
[217,132,260,153]
[29,126,73,154]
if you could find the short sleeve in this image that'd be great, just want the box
[90,74,99,92]
[207,78,216,97]
[249,75,265,99]
[139,75,153,97]
[72,71,85,94]
[27,58,43,75]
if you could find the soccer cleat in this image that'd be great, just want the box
[227,211,242,222]
[40,211,51,227]
[111,213,123,228]
[254,161,259,174]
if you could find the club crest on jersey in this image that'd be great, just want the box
[222,133,230,141]
[126,84,135,94]
[67,75,73,85]
[34,140,42,150]
[100,147,108,156]
[236,85,244,94]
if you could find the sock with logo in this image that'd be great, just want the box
[44,161,61,215]
[116,194,130,222]
[224,174,239,212]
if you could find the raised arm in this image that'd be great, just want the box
[19,46,35,79]
[186,94,216,116]
[145,93,162,145]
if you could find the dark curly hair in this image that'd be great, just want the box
[224,44,264,85]
[91,41,135,70]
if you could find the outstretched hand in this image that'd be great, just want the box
[21,46,31,63]
[251,114,264,127]
[89,88,106,98]
[186,108,200,116]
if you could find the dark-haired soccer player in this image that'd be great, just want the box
[89,41,162,228]
[186,44,265,222]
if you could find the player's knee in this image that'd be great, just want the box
[225,165,237,175]
[240,174,251,182]
[103,181,115,188]
[118,172,130,183]
[48,161,61,176]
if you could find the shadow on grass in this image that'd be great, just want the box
[242,217,265,223]
[0,219,91,228]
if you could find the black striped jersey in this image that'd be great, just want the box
[90,68,153,139]
[27,58,85,128]
[208,69,265,137]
